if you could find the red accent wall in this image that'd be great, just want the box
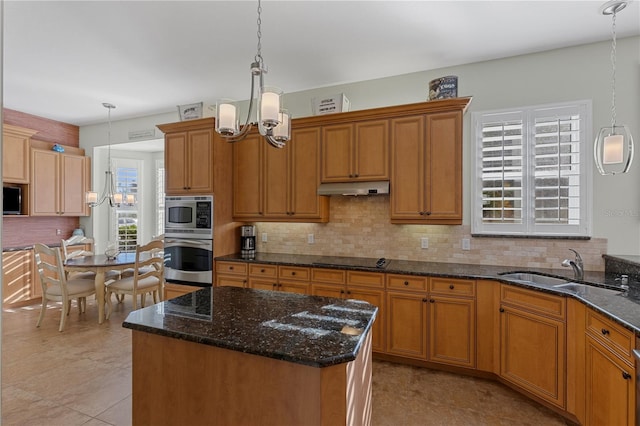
[3,109,81,249]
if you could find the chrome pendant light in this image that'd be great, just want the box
[215,0,290,149]
[85,103,135,207]
[594,0,634,175]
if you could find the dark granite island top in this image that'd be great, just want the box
[123,286,378,367]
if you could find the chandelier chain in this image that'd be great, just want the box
[255,0,263,64]
[610,10,617,128]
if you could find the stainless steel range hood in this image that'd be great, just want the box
[317,181,389,196]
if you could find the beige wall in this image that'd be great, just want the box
[254,196,607,272]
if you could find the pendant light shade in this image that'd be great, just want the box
[594,0,634,175]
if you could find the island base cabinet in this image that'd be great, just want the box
[131,330,372,426]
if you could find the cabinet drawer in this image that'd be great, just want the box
[216,261,247,276]
[500,285,565,320]
[387,274,427,291]
[278,266,310,281]
[249,263,277,278]
[429,278,476,297]
[586,309,635,364]
[216,275,247,288]
[347,271,385,288]
[311,268,346,285]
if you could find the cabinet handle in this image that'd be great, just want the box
[419,211,425,216]
[354,173,359,178]
[449,284,455,290]
[291,272,296,276]
[272,283,277,288]
[429,299,435,303]
[347,291,351,295]
[229,266,234,271]
[425,211,432,216]
[601,328,610,336]
[260,268,265,273]
[340,289,345,294]
[278,284,282,288]
[622,372,632,380]
[404,281,409,286]
[422,298,428,303]
[499,308,505,313]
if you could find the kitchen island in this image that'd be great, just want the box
[123,286,377,426]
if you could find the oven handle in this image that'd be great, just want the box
[165,238,213,249]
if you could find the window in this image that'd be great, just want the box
[471,101,592,237]
[112,159,141,252]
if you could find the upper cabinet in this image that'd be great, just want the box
[30,148,89,216]
[321,119,389,182]
[3,124,38,184]
[390,110,463,224]
[232,127,329,222]
[164,128,215,194]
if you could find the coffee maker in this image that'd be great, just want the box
[240,225,256,259]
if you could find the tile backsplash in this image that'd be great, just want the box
[253,196,607,271]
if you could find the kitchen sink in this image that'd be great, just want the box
[552,283,623,297]
[499,272,571,286]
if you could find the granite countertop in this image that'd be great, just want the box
[123,286,378,368]
[216,253,640,335]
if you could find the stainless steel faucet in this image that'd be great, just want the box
[561,249,584,281]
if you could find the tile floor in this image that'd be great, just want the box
[2,298,570,425]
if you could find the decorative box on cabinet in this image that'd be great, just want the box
[30,147,89,216]
[311,268,385,352]
[3,124,37,184]
[321,119,389,182]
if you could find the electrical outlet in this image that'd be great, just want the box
[307,234,315,244]
[56,229,62,236]
[462,238,471,250]
[261,232,268,243]
[421,237,429,249]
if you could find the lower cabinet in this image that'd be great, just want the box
[499,285,566,409]
[386,275,476,368]
[584,308,636,426]
[215,261,248,287]
[311,268,385,353]
[164,283,201,300]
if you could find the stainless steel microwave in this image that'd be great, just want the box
[165,195,213,239]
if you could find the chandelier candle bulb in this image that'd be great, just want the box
[603,134,624,164]
[86,192,98,204]
[272,110,290,141]
[217,103,238,135]
[260,91,281,127]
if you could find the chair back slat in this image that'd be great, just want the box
[33,243,68,298]
[133,239,164,289]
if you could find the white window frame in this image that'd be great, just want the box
[111,158,142,252]
[471,100,593,237]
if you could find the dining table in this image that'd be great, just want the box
[64,252,137,324]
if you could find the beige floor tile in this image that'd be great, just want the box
[3,299,570,425]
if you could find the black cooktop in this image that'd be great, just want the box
[311,256,389,270]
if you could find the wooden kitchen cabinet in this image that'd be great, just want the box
[499,285,566,409]
[311,268,386,352]
[30,148,89,216]
[584,308,636,426]
[164,128,215,194]
[390,111,462,224]
[386,290,428,359]
[233,128,329,222]
[321,120,389,182]
[215,261,248,287]
[3,124,37,184]
[2,249,40,307]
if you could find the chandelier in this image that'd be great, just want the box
[85,103,135,207]
[594,0,634,175]
[215,0,290,149]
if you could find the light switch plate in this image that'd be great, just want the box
[462,238,471,250]
[261,232,268,243]
[308,234,315,244]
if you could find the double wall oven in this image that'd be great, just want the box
[164,195,214,287]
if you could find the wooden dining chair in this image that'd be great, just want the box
[33,243,96,332]
[61,237,96,280]
[105,239,164,319]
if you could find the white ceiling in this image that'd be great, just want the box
[3,0,639,127]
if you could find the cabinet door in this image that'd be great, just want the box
[216,274,247,288]
[165,132,189,193]
[585,336,635,426]
[187,129,215,193]
[500,306,566,408]
[321,124,353,182]
[164,283,200,300]
[348,286,385,353]
[60,154,88,216]
[428,295,476,368]
[425,112,462,221]
[278,280,310,295]
[3,126,33,183]
[249,278,278,292]
[354,120,389,181]
[233,134,263,218]
[289,127,327,219]
[390,116,425,220]
[30,149,60,215]
[386,291,427,359]
[311,283,345,298]
[263,139,289,217]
